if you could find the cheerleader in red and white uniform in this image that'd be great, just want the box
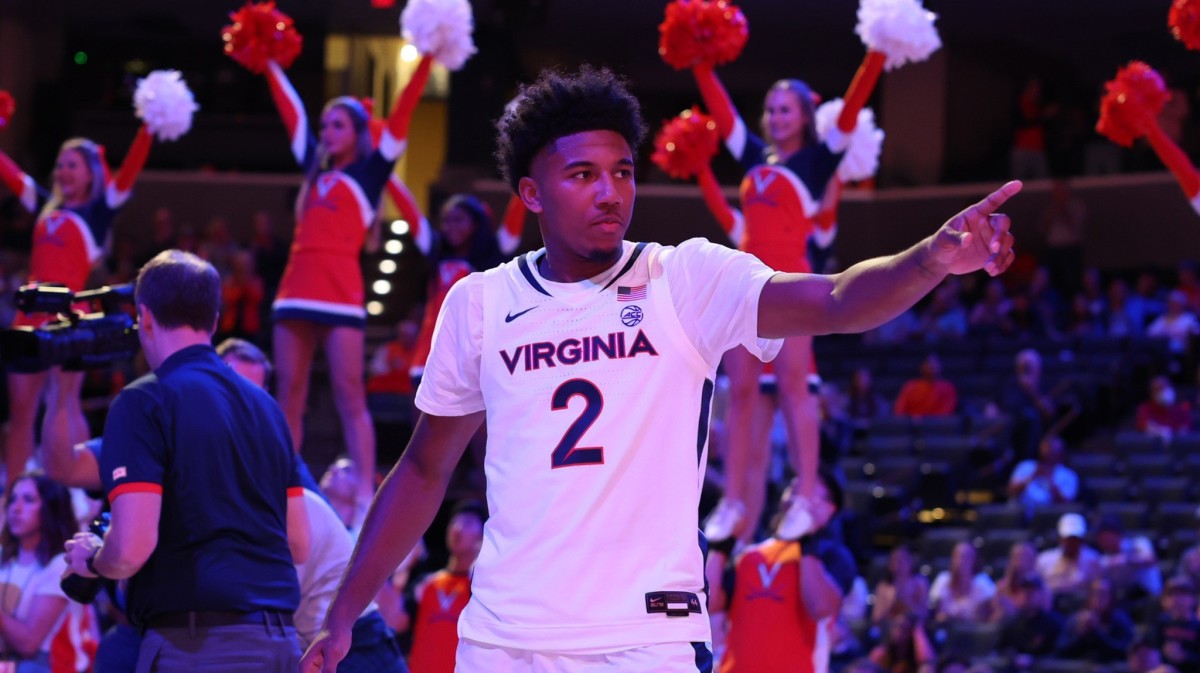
[245,0,477,503]
[0,71,192,486]
[664,0,938,542]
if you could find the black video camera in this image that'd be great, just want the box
[61,512,112,604]
[0,283,139,373]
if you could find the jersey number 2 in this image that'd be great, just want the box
[551,379,604,468]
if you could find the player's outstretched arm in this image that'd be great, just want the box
[757,181,1022,339]
[301,410,484,673]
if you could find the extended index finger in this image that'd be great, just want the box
[966,180,1023,219]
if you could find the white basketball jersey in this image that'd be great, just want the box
[416,238,781,653]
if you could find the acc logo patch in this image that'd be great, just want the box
[620,305,643,327]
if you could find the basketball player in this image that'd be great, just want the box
[301,66,1020,673]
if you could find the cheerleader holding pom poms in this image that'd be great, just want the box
[1096,61,1200,215]
[662,0,935,543]
[0,72,195,487]
[228,0,476,506]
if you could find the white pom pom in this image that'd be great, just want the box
[133,70,198,142]
[815,99,884,182]
[855,0,942,71]
[400,0,477,71]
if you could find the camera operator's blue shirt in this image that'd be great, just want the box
[100,344,303,625]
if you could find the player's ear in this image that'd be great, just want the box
[518,176,542,214]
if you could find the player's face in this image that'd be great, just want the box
[54,148,93,204]
[5,478,41,541]
[320,106,358,162]
[522,130,635,275]
[440,204,474,251]
[763,88,806,147]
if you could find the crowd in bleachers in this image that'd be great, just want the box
[701,254,1200,673]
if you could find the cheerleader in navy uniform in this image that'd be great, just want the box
[225,0,477,504]
[0,73,195,487]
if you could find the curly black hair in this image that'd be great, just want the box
[495,65,647,192]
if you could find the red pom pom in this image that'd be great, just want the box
[0,91,14,130]
[1171,0,1200,51]
[658,0,749,71]
[652,107,720,180]
[1096,61,1168,148]
[221,2,303,74]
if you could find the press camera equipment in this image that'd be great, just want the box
[60,512,111,604]
[0,283,138,373]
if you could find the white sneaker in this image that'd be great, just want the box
[703,498,745,542]
[775,495,814,540]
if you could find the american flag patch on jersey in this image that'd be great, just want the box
[617,285,646,302]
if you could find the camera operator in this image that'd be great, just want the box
[62,250,310,672]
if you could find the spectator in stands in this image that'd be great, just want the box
[1130,634,1181,673]
[992,541,1039,622]
[872,545,930,626]
[1007,291,1052,341]
[918,280,968,342]
[968,279,1014,337]
[1007,435,1078,513]
[894,354,958,418]
[1095,515,1163,602]
[135,206,178,269]
[1180,262,1200,314]
[250,210,288,298]
[997,573,1063,666]
[929,541,997,625]
[404,500,485,673]
[868,613,937,673]
[847,367,889,432]
[1027,266,1066,336]
[366,318,420,398]
[0,472,91,671]
[320,457,366,540]
[1107,278,1144,337]
[1150,576,1200,673]
[1175,511,1200,589]
[1039,178,1086,299]
[218,250,266,343]
[1001,349,1079,461]
[1147,290,1199,357]
[1136,375,1194,443]
[1010,77,1053,181]
[1080,268,1108,326]
[1066,293,1106,338]
[1037,513,1100,598]
[1054,577,1135,662]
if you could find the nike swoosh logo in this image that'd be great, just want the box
[505,307,537,323]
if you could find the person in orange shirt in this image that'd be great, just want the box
[367,319,420,397]
[405,500,485,673]
[709,470,855,673]
[893,354,958,417]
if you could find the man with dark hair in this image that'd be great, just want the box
[62,250,311,672]
[303,67,1020,672]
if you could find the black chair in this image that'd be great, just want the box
[1140,477,1192,504]
[1070,453,1115,480]
[941,621,1001,659]
[1123,453,1176,480]
[920,527,972,563]
[1155,502,1200,537]
[973,503,1025,530]
[1096,502,1150,531]
[1083,476,1133,504]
